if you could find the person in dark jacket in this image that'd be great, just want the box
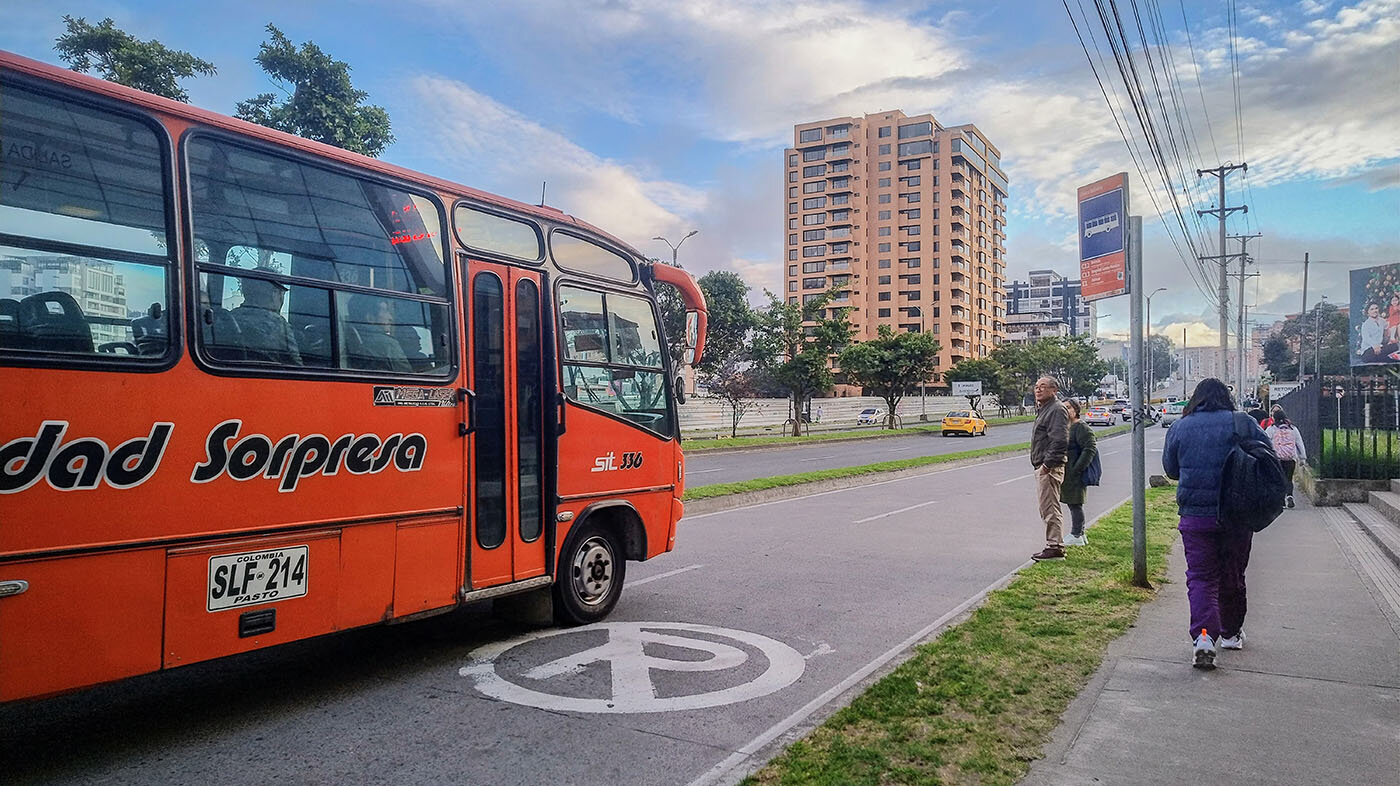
[1060,399,1098,546]
[1029,376,1070,561]
[1162,378,1267,669]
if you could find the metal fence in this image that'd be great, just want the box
[1276,377,1400,480]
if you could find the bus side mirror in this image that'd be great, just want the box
[683,311,699,366]
[674,374,687,406]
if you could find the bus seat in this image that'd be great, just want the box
[203,305,246,361]
[18,292,94,353]
[0,298,21,349]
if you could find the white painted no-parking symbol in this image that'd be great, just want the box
[459,622,805,713]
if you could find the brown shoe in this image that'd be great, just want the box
[1032,547,1065,561]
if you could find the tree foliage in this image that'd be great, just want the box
[839,326,941,428]
[656,267,753,373]
[700,358,765,438]
[992,336,1107,401]
[1261,301,1353,378]
[945,357,1009,412]
[1147,334,1178,381]
[235,25,393,157]
[749,291,851,436]
[55,16,216,102]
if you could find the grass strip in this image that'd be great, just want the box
[683,423,1132,500]
[682,416,1036,452]
[744,486,1180,786]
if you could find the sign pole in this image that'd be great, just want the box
[1128,216,1149,588]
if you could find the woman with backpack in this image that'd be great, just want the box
[1265,409,1306,509]
[1060,399,1099,546]
[1162,378,1270,669]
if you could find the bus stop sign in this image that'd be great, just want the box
[1078,172,1129,302]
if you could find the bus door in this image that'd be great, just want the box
[465,261,548,589]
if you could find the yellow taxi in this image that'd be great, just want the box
[940,409,987,437]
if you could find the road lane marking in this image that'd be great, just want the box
[852,499,940,523]
[682,430,1149,522]
[798,454,840,462]
[630,564,703,587]
[687,468,725,475]
[994,471,1035,486]
[884,446,917,452]
[685,492,1135,786]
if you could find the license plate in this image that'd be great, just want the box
[207,546,309,612]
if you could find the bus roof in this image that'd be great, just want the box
[0,49,644,261]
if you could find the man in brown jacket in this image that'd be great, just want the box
[1029,376,1070,560]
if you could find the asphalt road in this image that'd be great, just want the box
[685,420,1126,487]
[3,427,1166,786]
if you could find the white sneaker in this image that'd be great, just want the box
[1063,533,1088,546]
[1192,629,1217,669]
[1219,631,1245,650]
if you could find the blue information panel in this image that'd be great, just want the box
[1077,173,1129,302]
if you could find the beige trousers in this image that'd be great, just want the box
[1036,464,1065,548]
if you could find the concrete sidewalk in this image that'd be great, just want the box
[1023,497,1400,786]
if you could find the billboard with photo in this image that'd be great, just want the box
[1077,173,1129,302]
[1349,263,1400,366]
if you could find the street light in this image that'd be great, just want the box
[653,230,699,267]
[1144,287,1166,401]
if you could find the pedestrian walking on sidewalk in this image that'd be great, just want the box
[1162,378,1266,669]
[1060,399,1099,546]
[1265,409,1306,509]
[1029,376,1070,561]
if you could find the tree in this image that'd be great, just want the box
[1147,334,1178,382]
[235,25,393,157]
[655,267,753,373]
[700,358,764,438]
[54,16,216,102]
[1262,336,1295,379]
[992,336,1107,403]
[945,357,1008,412]
[838,326,941,429]
[749,291,851,436]
[1266,302,1354,379]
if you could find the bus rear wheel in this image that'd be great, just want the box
[554,521,626,625]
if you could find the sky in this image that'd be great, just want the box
[5,0,1397,346]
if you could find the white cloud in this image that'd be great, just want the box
[1299,0,1330,14]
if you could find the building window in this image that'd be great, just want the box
[788,249,798,260]
[902,274,922,285]
[829,161,849,173]
[827,124,850,139]
[879,126,891,138]
[878,210,892,220]
[829,242,850,253]
[803,181,826,193]
[799,128,822,143]
[878,227,891,237]
[878,292,891,302]
[878,194,891,204]
[902,175,921,186]
[803,261,826,273]
[803,229,826,241]
[898,121,932,139]
[788,171,797,182]
[788,202,798,214]
[802,148,825,161]
[904,160,922,170]
[878,275,891,284]
[830,209,850,221]
[788,154,798,166]
[829,227,851,238]
[830,274,851,287]
[879,144,891,155]
[903,225,921,236]
[878,161,891,171]
[803,164,827,177]
[803,278,826,290]
[878,177,891,187]
[830,194,849,205]
[789,233,797,245]
[788,264,798,276]
[904,241,921,251]
[903,192,921,203]
[789,218,797,229]
[789,186,797,197]
[788,280,797,292]
[803,196,827,209]
[830,176,850,188]
[878,308,891,317]
[830,143,850,155]
[803,246,825,257]
[803,213,826,225]
[897,139,933,157]
[878,242,891,252]
[903,208,921,219]
[901,258,921,268]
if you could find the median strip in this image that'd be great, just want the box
[682,416,1036,452]
[683,423,1132,501]
[741,486,1179,786]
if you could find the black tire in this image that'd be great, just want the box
[553,520,626,625]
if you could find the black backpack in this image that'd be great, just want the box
[1218,411,1288,532]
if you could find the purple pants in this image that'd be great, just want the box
[1179,515,1253,641]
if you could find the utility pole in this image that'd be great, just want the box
[1227,233,1262,394]
[1128,216,1148,588]
[1182,327,1188,400]
[1197,163,1248,389]
[1298,252,1309,382]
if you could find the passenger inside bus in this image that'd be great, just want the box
[229,276,302,365]
[345,294,411,372]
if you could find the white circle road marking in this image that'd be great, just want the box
[458,622,806,713]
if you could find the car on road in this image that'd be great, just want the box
[1083,406,1115,426]
[940,410,987,437]
[856,407,885,425]
[1159,401,1186,427]
[1109,398,1129,413]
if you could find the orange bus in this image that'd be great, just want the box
[0,50,708,702]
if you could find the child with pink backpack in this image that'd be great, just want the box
[1265,409,1307,508]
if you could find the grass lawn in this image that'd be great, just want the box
[744,486,1179,786]
[683,416,1036,452]
[683,424,1133,500]
[1316,429,1400,480]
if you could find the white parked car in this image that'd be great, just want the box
[856,407,885,425]
[1083,406,1116,426]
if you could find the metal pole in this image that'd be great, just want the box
[1182,327,1188,400]
[1217,175,1230,386]
[1298,253,1309,382]
[1237,253,1247,394]
[1129,216,1149,588]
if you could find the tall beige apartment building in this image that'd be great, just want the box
[782,111,1008,377]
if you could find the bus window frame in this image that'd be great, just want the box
[179,128,460,384]
[0,72,182,374]
[452,199,546,266]
[552,277,677,441]
[547,228,639,285]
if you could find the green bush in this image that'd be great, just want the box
[1316,429,1400,480]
